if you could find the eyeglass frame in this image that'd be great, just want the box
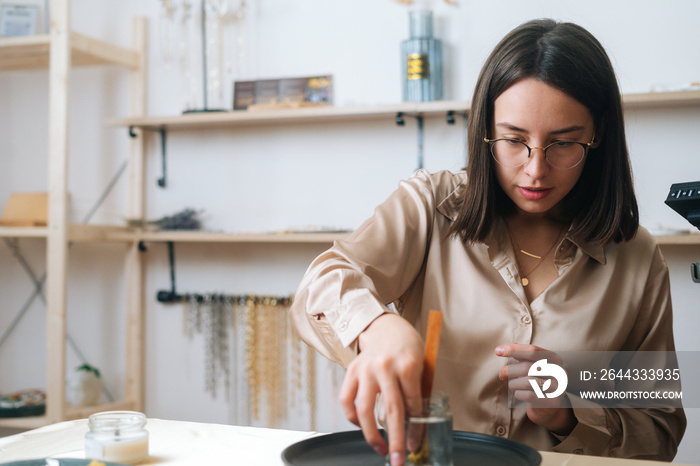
[483,133,596,169]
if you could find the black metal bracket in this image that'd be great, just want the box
[395,110,469,170]
[396,112,424,170]
[152,240,293,305]
[125,126,169,188]
[157,128,167,188]
[156,241,181,303]
[692,262,700,283]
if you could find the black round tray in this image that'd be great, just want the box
[281,430,541,465]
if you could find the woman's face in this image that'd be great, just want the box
[491,77,597,218]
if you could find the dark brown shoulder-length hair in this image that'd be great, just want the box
[450,19,638,246]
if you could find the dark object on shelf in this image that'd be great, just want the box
[153,241,292,305]
[665,181,700,283]
[281,430,541,465]
[665,181,700,230]
[127,208,202,231]
[0,389,46,418]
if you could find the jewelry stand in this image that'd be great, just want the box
[183,0,226,113]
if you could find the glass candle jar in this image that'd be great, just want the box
[85,411,149,464]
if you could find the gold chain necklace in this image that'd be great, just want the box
[508,226,566,287]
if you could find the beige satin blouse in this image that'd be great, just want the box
[289,169,685,460]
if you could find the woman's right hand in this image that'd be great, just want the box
[338,313,425,466]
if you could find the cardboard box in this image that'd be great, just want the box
[0,192,48,226]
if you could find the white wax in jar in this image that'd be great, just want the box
[85,432,149,464]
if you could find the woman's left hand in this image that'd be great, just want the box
[495,343,577,435]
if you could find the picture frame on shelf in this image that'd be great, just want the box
[0,0,48,37]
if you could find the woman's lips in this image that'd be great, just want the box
[518,186,553,200]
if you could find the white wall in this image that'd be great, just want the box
[1,0,699,462]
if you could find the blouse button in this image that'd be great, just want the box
[521,315,532,325]
[496,425,506,436]
[339,321,349,332]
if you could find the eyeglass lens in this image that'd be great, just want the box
[490,140,586,169]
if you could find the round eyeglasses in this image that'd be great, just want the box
[483,136,595,169]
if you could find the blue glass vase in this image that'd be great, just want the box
[401,9,443,102]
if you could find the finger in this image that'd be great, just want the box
[338,365,361,427]
[499,359,534,380]
[405,395,425,453]
[394,359,423,456]
[502,343,540,358]
[513,389,549,404]
[501,343,559,364]
[379,381,406,466]
[354,379,387,456]
[506,361,535,379]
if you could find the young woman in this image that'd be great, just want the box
[289,19,685,464]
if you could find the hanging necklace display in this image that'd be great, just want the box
[306,344,317,432]
[231,296,248,426]
[179,293,309,428]
[243,296,259,420]
[290,320,303,410]
[508,226,566,287]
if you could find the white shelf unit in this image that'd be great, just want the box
[0,0,147,429]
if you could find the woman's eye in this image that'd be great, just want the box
[554,141,574,148]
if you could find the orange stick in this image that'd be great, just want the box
[421,310,443,398]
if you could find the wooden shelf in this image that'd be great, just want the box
[1,224,348,244]
[107,100,471,130]
[655,233,700,245]
[107,91,700,131]
[71,225,350,244]
[4,224,698,246]
[623,90,700,109]
[0,32,140,72]
[0,226,48,238]
[136,230,351,244]
[68,224,137,242]
[0,13,148,427]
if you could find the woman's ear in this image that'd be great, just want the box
[591,121,605,149]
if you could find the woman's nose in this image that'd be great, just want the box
[523,147,549,178]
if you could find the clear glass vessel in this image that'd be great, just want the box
[401,9,443,102]
[85,411,149,464]
[380,391,453,466]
